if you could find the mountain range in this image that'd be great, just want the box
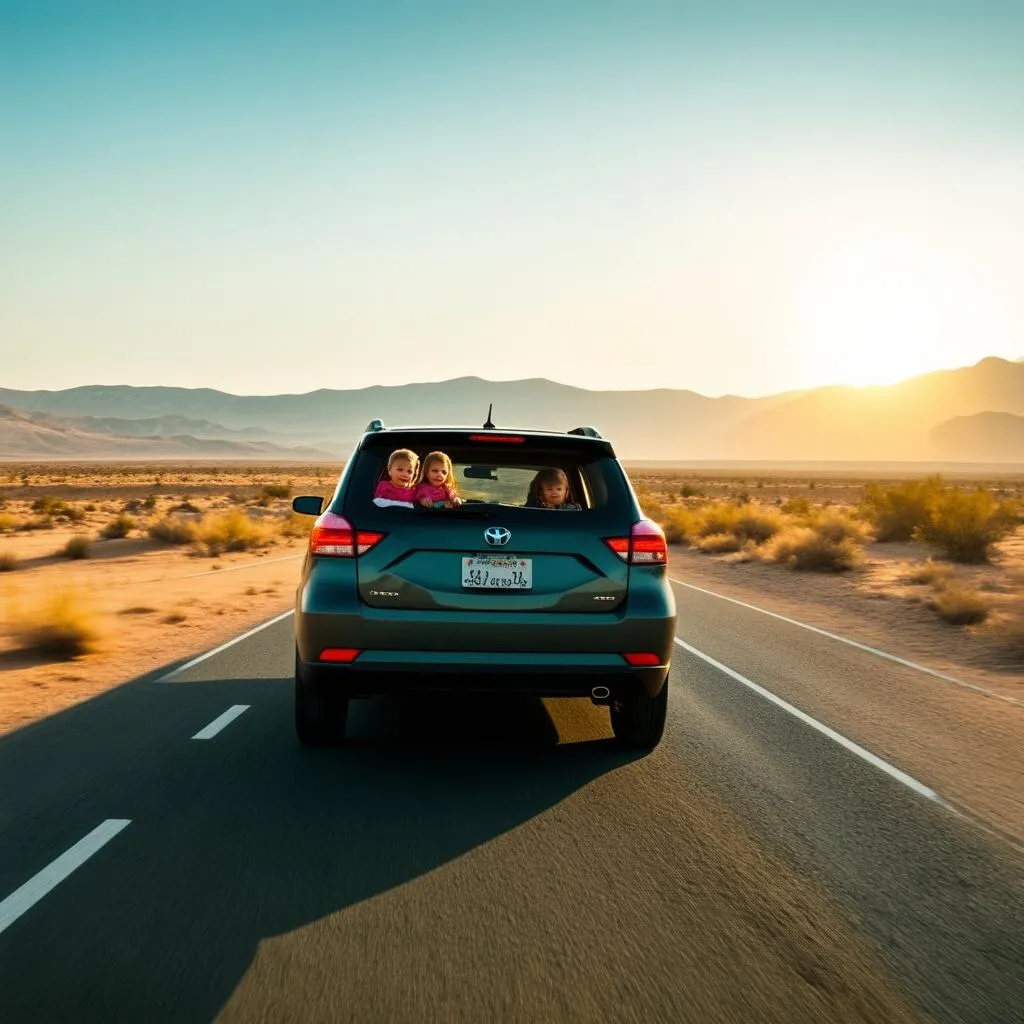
[1,357,1022,463]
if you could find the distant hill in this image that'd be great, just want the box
[0,406,336,460]
[1,357,1022,461]
[929,411,1024,462]
[720,358,1024,461]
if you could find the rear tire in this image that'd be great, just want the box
[295,649,349,747]
[610,680,668,750]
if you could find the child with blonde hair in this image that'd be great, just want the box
[373,448,419,506]
[414,451,463,509]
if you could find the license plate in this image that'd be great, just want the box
[461,555,533,590]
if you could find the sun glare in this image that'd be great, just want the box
[795,235,994,388]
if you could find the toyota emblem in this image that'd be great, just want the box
[484,526,511,546]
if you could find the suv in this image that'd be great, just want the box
[290,421,677,749]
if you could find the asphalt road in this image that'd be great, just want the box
[1,580,1022,1024]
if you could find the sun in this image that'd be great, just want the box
[794,235,981,388]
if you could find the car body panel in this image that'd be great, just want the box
[293,426,677,701]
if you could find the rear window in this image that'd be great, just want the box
[340,435,634,523]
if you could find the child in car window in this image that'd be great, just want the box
[525,468,581,509]
[373,448,418,506]
[414,451,463,509]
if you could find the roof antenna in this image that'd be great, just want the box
[482,403,495,429]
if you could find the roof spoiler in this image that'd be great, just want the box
[364,419,385,433]
[568,425,603,438]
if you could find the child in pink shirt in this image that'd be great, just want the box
[414,451,463,509]
[374,448,418,505]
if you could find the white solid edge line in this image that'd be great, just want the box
[159,610,295,682]
[674,637,952,808]
[670,576,1022,708]
[191,704,251,740]
[0,819,131,936]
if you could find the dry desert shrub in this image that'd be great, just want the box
[781,496,814,518]
[695,532,743,554]
[192,508,275,557]
[0,551,18,572]
[859,478,942,541]
[147,515,197,545]
[261,484,292,500]
[16,517,55,532]
[278,512,315,538]
[696,502,743,538]
[62,535,92,559]
[9,589,104,659]
[733,507,784,544]
[915,490,1019,564]
[100,513,135,539]
[0,512,19,533]
[762,525,863,572]
[904,559,954,586]
[31,497,85,523]
[808,509,873,545]
[927,583,991,626]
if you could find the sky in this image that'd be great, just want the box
[2,0,1023,398]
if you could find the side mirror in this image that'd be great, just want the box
[463,465,498,480]
[291,495,325,516]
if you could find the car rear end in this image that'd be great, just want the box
[293,427,677,746]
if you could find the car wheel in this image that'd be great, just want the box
[610,680,668,750]
[294,649,349,747]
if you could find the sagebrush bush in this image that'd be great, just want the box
[781,496,813,517]
[278,512,315,538]
[261,484,292,499]
[733,507,784,544]
[10,589,103,658]
[928,583,991,625]
[809,509,873,545]
[859,477,944,542]
[696,502,742,538]
[696,532,743,554]
[62,535,91,559]
[905,559,953,586]
[100,514,135,539]
[915,489,1018,563]
[192,508,275,556]
[147,515,196,545]
[0,550,18,572]
[764,526,863,572]
[0,513,17,533]
[17,517,54,532]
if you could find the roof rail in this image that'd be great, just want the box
[568,425,603,438]
[364,419,385,433]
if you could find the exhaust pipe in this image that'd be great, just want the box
[591,685,611,703]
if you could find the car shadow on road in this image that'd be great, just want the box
[0,674,640,1023]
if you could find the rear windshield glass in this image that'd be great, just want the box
[341,438,633,523]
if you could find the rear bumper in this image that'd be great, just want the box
[295,561,676,699]
[298,651,669,699]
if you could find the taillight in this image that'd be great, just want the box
[604,519,668,565]
[622,652,662,667]
[468,434,525,443]
[309,511,385,557]
[320,648,362,662]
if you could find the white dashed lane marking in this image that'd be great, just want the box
[0,819,131,936]
[191,705,251,740]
